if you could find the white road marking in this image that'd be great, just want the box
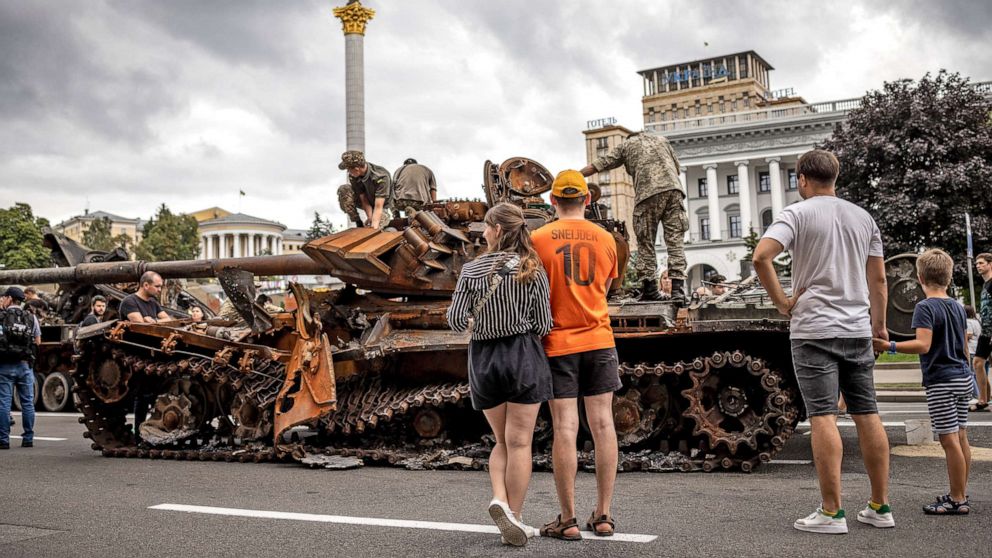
[9,435,67,441]
[149,503,658,543]
[10,411,83,418]
[769,459,812,465]
[799,421,992,428]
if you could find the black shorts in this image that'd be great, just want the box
[976,335,992,360]
[548,347,622,399]
[468,334,553,410]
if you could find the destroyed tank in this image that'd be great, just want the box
[0,158,918,472]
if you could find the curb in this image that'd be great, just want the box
[875,391,925,403]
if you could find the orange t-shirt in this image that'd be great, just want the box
[532,219,618,357]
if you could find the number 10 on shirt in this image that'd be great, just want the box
[555,242,597,286]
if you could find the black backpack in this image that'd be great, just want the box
[0,306,36,363]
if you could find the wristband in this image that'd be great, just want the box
[888,341,897,355]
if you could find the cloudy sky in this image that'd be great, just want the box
[1,1,989,230]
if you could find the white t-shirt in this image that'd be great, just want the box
[763,196,884,339]
[967,318,981,354]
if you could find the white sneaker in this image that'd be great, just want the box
[857,503,895,528]
[793,508,848,534]
[501,523,538,544]
[489,499,527,546]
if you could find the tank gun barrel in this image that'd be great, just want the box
[0,253,327,285]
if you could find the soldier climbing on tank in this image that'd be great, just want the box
[580,132,687,304]
[392,157,437,216]
[337,150,394,229]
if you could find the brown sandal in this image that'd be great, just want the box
[540,515,582,540]
[586,513,616,536]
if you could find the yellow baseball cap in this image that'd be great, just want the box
[551,169,589,198]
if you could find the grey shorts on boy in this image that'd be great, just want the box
[791,338,878,416]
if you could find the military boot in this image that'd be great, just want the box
[639,278,666,302]
[670,278,686,307]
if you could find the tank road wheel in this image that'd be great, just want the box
[42,371,72,412]
[613,363,685,448]
[681,351,796,467]
[231,391,274,441]
[140,376,211,446]
[86,354,132,404]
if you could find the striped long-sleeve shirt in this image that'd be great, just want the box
[447,252,553,341]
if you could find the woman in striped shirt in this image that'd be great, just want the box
[447,203,553,546]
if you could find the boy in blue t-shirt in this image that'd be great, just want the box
[873,249,972,514]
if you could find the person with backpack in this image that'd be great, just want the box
[0,287,41,450]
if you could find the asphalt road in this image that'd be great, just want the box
[1,403,990,558]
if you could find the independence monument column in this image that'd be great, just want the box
[333,0,376,152]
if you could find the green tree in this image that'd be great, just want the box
[742,230,791,276]
[821,71,992,284]
[81,216,132,252]
[306,211,337,241]
[135,204,200,262]
[0,203,50,269]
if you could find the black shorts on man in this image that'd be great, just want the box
[548,347,621,399]
[975,335,992,360]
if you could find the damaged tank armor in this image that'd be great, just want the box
[0,158,922,472]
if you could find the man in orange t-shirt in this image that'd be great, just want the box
[532,170,620,539]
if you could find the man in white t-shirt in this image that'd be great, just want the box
[753,150,893,534]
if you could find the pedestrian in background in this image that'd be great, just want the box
[79,295,107,327]
[970,253,992,411]
[873,249,973,514]
[533,170,621,539]
[0,287,40,450]
[446,203,553,547]
[753,149,893,534]
[964,305,981,399]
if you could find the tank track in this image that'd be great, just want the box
[74,338,798,472]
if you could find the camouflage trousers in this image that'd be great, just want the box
[632,190,688,282]
[395,199,426,217]
[337,184,393,228]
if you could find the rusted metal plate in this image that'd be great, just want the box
[274,332,337,453]
[885,253,924,339]
[342,231,403,276]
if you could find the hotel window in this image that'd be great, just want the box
[595,137,608,149]
[599,172,610,184]
[729,214,742,238]
[787,169,798,190]
[727,175,739,195]
[758,171,771,193]
[700,218,710,241]
[697,178,708,198]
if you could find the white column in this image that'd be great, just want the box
[212,234,220,259]
[221,234,229,259]
[704,163,721,241]
[276,237,283,255]
[678,166,687,195]
[767,157,784,219]
[734,160,752,236]
[247,234,255,257]
[232,233,241,259]
[200,236,206,259]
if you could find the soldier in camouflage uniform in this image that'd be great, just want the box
[338,150,394,229]
[392,157,438,216]
[581,132,687,303]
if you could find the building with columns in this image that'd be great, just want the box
[54,210,145,247]
[584,51,859,288]
[194,210,287,259]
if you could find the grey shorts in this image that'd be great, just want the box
[790,338,878,417]
[548,347,622,399]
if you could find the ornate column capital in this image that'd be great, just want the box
[333,2,376,35]
[765,157,781,164]
[733,160,750,168]
[702,163,718,171]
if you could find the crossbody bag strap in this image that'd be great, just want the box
[469,254,520,332]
